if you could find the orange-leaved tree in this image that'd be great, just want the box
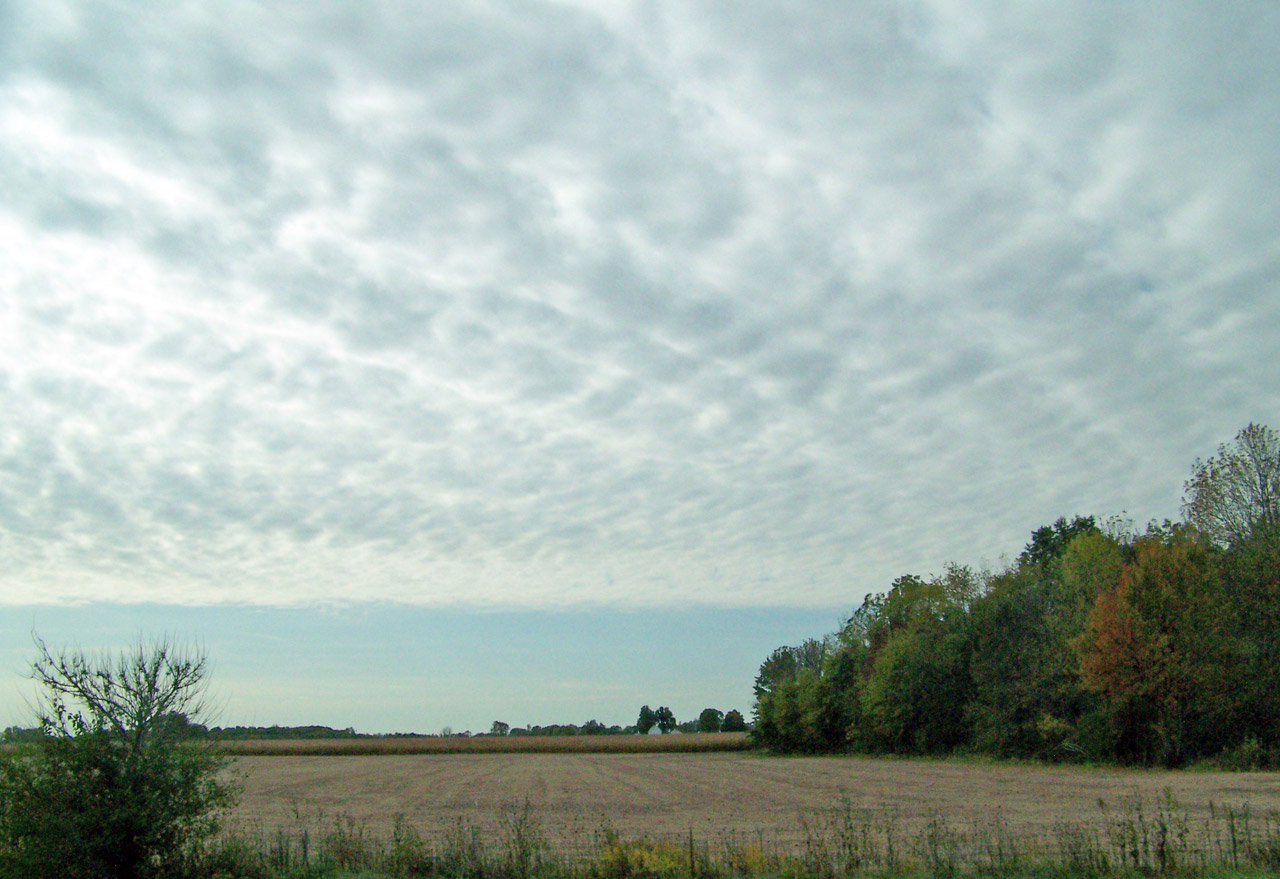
[1075,526,1239,765]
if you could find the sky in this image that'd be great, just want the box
[1,1,1277,734]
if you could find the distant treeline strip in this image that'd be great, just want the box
[753,423,1280,768]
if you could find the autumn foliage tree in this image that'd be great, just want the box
[1074,527,1239,765]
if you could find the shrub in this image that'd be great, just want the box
[0,635,237,879]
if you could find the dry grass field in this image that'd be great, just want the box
[225,748,1280,855]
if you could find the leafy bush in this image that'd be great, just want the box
[0,636,237,879]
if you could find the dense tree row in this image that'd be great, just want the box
[486,707,747,738]
[632,705,748,734]
[753,423,1280,767]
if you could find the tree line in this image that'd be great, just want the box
[752,423,1280,768]
[633,705,748,734]
[487,706,747,738]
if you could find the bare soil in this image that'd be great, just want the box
[226,752,1280,850]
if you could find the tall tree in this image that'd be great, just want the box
[1074,527,1240,765]
[859,617,971,754]
[751,640,830,750]
[967,564,1085,759]
[696,708,724,733]
[1183,422,1280,548]
[654,706,676,734]
[720,709,748,732]
[636,705,657,735]
[1219,519,1280,752]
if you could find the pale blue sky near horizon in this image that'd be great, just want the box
[0,603,850,734]
[2,1,1278,734]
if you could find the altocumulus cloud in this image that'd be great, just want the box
[1,1,1277,608]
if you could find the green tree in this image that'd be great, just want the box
[696,708,724,733]
[964,526,1116,760]
[1219,519,1280,754]
[490,721,510,736]
[861,567,979,656]
[819,618,875,751]
[654,706,676,734]
[720,709,747,732]
[966,564,1091,759]
[1183,423,1280,548]
[1060,530,1126,634]
[751,640,828,750]
[860,618,971,754]
[0,636,237,879]
[636,705,657,735]
[1021,515,1100,570]
[850,567,976,754]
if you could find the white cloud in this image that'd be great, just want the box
[1,1,1277,609]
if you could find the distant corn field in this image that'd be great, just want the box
[217,730,753,756]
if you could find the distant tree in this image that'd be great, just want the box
[721,709,747,732]
[582,719,606,735]
[1183,423,1280,548]
[696,708,724,733]
[0,727,42,745]
[655,706,676,734]
[155,711,209,740]
[636,704,657,735]
[490,721,510,736]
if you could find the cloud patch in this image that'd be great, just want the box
[2,1,1277,608]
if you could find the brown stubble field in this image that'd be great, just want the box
[225,748,1280,852]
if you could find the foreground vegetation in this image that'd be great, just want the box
[754,423,1280,768]
[201,793,1280,878]
[0,637,236,879]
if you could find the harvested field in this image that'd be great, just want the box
[227,750,1280,854]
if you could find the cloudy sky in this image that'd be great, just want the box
[2,1,1277,733]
